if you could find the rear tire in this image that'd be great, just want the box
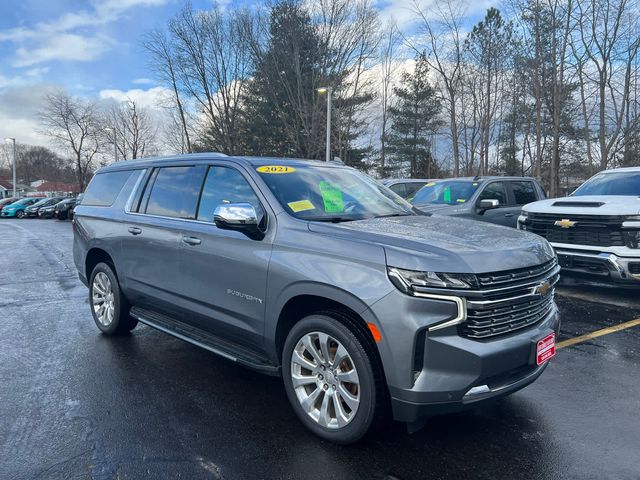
[282,312,384,444]
[89,262,137,335]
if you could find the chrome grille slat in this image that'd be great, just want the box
[459,261,557,340]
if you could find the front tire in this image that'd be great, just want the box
[89,262,137,335]
[15,210,24,218]
[282,313,384,444]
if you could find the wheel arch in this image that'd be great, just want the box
[85,247,116,280]
[271,287,386,379]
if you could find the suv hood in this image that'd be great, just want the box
[308,215,554,274]
[523,195,640,216]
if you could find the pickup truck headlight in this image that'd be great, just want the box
[622,216,640,248]
[388,267,478,293]
[517,211,529,230]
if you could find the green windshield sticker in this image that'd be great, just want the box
[456,199,466,203]
[443,187,452,203]
[319,181,344,213]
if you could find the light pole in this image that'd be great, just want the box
[317,87,332,162]
[4,138,16,197]
[105,127,117,162]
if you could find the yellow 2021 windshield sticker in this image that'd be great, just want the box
[288,200,315,213]
[256,165,296,174]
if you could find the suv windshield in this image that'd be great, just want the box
[572,172,640,196]
[410,180,481,205]
[256,164,414,221]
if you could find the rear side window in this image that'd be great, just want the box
[511,181,537,205]
[479,182,508,205]
[83,171,133,206]
[144,166,206,219]
[388,183,407,198]
[197,166,261,222]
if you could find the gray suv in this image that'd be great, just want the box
[73,154,560,444]
[410,177,546,228]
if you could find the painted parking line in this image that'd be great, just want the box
[557,318,640,350]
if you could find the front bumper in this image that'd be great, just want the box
[1,210,16,217]
[554,248,640,285]
[367,287,560,423]
[389,309,559,422]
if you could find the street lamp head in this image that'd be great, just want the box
[4,137,15,142]
[317,87,329,94]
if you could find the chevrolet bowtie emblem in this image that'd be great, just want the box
[534,280,551,296]
[554,218,576,228]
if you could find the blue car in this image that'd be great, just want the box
[0,197,45,218]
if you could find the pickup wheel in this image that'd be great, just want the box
[282,313,383,444]
[89,262,137,335]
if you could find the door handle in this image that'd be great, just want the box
[182,236,202,246]
[504,213,514,217]
[128,226,142,235]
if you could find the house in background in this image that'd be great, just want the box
[35,181,81,197]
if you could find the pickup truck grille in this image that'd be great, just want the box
[525,213,626,247]
[458,260,559,340]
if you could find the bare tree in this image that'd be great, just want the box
[378,20,402,175]
[168,4,254,154]
[312,0,380,164]
[39,90,102,190]
[144,29,193,153]
[576,0,640,169]
[104,99,158,160]
[412,0,466,176]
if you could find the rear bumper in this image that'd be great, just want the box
[554,248,640,286]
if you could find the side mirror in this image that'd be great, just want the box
[478,199,500,214]
[213,203,265,240]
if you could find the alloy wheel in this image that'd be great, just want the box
[92,272,115,327]
[290,331,360,429]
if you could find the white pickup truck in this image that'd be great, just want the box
[518,167,640,286]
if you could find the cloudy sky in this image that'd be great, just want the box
[0,0,489,150]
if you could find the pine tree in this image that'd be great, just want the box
[386,55,443,178]
[240,1,324,158]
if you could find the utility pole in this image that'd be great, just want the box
[317,87,332,161]
[4,138,16,197]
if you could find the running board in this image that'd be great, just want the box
[129,306,279,376]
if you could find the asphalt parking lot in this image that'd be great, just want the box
[1,219,639,480]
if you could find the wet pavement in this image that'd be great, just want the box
[1,218,639,480]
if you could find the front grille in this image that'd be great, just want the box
[629,263,640,275]
[477,258,557,288]
[461,290,555,339]
[459,261,559,340]
[525,213,626,247]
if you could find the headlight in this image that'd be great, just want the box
[624,215,640,221]
[388,267,478,293]
[520,210,529,217]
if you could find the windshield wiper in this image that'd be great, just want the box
[375,213,412,218]
[311,216,359,223]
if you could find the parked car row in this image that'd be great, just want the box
[0,195,82,220]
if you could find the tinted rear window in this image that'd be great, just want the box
[511,181,537,205]
[144,166,206,219]
[83,171,134,206]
